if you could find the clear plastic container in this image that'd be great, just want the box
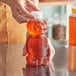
[68,45,76,71]
[23,11,51,66]
[69,7,76,45]
[52,13,66,41]
[68,7,76,71]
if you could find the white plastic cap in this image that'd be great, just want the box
[31,11,43,19]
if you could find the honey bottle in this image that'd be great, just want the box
[68,7,76,71]
[24,11,50,66]
[69,7,76,45]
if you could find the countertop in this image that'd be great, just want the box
[0,43,76,76]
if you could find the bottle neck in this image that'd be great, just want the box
[29,32,47,37]
[30,19,43,21]
[71,13,76,17]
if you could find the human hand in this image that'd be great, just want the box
[6,0,40,23]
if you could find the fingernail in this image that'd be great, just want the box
[30,15,36,19]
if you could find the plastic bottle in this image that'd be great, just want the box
[52,13,66,41]
[69,7,76,45]
[23,11,50,66]
[68,7,76,71]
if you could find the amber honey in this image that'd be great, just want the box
[24,18,49,66]
[68,7,76,71]
[68,45,76,71]
[27,20,47,36]
[69,16,76,45]
[26,35,48,66]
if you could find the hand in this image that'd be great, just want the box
[6,0,40,23]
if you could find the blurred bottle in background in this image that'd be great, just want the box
[69,7,76,45]
[68,45,76,71]
[52,13,66,41]
[68,7,76,71]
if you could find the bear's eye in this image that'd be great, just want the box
[34,24,39,28]
[35,24,38,28]
[34,24,41,31]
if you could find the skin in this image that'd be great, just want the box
[0,0,40,23]
[0,0,55,60]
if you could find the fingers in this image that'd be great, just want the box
[12,4,35,23]
[24,5,31,12]
[13,0,40,23]
[12,10,29,23]
[25,0,40,11]
[18,3,35,19]
[31,0,39,6]
[10,0,40,23]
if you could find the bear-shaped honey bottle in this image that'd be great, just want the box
[24,11,50,66]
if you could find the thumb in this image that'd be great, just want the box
[31,0,39,7]
[25,0,40,11]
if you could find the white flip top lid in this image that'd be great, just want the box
[31,11,43,19]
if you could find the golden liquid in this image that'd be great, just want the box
[25,20,48,66]
[68,45,76,71]
[69,16,76,45]
[68,16,76,71]
[27,20,47,36]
